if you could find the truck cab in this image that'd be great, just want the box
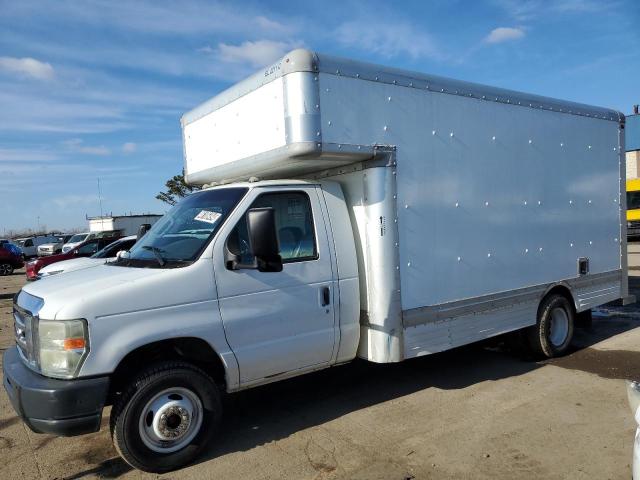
[4,179,360,472]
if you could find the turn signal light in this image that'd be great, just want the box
[63,338,86,350]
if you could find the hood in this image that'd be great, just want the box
[39,257,103,275]
[20,260,214,321]
[35,250,73,267]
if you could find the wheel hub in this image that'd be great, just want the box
[156,405,190,439]
[139,387,203,453]
[549,307,569,347]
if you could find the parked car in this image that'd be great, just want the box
[61,232,91,253]
[37,234,74,256]
[628,381,640,479]
[38,235,136,279]
[26,236,121,280]
[1,241,23,258]
[18,235,60,258]
[0,243,24,275]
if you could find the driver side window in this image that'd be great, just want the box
[227,191,318,265]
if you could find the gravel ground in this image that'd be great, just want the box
[1,268,639,479]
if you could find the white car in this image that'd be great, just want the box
[37,235,73,256]
[39,236,137,279]
[61,232,92,253]
[627,381,640,479]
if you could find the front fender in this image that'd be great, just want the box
[79,299,240,390]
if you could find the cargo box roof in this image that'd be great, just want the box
[183,49,623,126]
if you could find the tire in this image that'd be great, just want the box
[527,294,575,358]
[110,361,222,473]
[0,263,13,276]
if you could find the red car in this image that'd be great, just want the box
[0,244,24,275]
[26,237,120,280]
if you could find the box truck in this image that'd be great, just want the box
[3,50,633,472]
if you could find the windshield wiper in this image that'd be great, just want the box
[142,246,167,267]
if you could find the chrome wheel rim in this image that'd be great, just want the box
[138,387,203,453]
[0,264,10,276]
[549,307,569,347]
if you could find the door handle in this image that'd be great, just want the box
[320,286,331,306]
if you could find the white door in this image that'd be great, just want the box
[214,187,337,385]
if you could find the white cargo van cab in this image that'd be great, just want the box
[3,50,633,473]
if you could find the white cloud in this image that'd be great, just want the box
[51,194,101,208]
[0,148,57,162]
[0,56,54,80]
[484,27,525,44]
[494,0,614,21]
[215,40,299,68]
[63,138,111,156]
[122,142,137,153]
[335,19,443,60]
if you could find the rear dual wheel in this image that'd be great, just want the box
[527,293,575,358]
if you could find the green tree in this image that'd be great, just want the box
[156,171,200,206]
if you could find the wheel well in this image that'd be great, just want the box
[541,285,576,313]
[107,337,226,403]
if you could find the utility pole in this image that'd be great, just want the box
[97,177,104,229]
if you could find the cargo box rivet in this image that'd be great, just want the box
[457,256,462,262]
[388,96,392,102]
[432,130,436,135]
[450,132,454,137]
[384,125,388,131]
[525,248,529,253]
[570,243,574,247]
[455,202,459,207]
[487,253,492,258]
[492,136,496,141]
[528,139,533,144]
[485,201,489,206]
[327,121,331,126]
[539,247,543,252]
[560,143,564,147]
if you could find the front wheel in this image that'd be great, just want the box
[110,361,222,473]
[0,263,13,276]
[526,294,575,358]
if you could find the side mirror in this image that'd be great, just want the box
[247,208,282,272]
[137,224,151,240]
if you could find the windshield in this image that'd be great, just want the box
[117,187,247,268]
[92,238,136,259]
[68,233,88,243]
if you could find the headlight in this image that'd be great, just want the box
[37,319,89,379]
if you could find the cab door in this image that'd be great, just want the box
[213,186,337,385]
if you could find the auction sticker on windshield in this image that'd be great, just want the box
[194,210,222,224]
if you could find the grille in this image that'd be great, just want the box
[13,304,37,369]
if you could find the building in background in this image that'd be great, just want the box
[88,213,162,237]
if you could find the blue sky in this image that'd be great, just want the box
[1,0,638,233]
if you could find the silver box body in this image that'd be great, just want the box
[182,50,627,362]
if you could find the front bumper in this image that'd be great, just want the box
[2,347,109,436]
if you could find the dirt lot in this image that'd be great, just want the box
[1,269,640,479]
